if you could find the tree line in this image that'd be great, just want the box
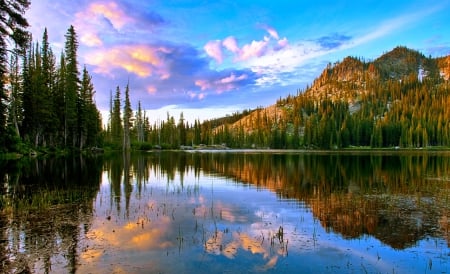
[3,26,102,153]
[216,51,450,149]
[1,1,449,152]
[0,0,102,153]
[104,50,450,150]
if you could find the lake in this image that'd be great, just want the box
[1,151,449,273]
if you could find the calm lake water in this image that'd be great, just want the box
[0,151,449,273]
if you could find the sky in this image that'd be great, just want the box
[26,0,450,124]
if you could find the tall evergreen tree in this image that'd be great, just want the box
[111,86,122,145]
[123,83,132,151]
[64,25,80,147]
[135,101,145,142]
[0,0,30,150]
[54,52,67,146]
[0,36,7,149]
[41,28,57,145]
[7,51,21,138]
[21,42,45,146]
[21,40,55,147]
[178,112,186,146]
[79,66,100,148]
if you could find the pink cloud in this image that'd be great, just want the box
[85,45,171,78]
[147,85,157,94]
[219,73,248,84]
[187,91,206,100]
[74,1,135,47]
[80,32,103,47]
[273,37,289,51]
[204,40,223,63]
[203,25,288,64]
[238,40,269,61]
[194,79,211,91]
[263,26,279,40]
[278,37,288,48]
[89,2,133,30]
[195,73,249,94]
[223,36,240,53]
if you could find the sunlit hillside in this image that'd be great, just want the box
[211,46,450,149]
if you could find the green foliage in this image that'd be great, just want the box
[123,83,132,150]
[110,86,122,145]
[131,141,153,151]
[178,46,450,150]
[0,0,30,151]
[2,31,450,153]
[1,25,103,153]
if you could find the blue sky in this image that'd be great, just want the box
[27,0,450,123]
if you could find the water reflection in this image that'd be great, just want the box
[0,155,102,273]
[201,152,450,249]
[0,152,449,273]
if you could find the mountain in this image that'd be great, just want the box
[211,46,450,149]
[437,55,450,80]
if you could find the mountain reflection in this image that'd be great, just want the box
[1,151,449,273]
[103,152,449,250]
[198,152,450,249]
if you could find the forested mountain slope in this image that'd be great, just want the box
[214,46,450,149]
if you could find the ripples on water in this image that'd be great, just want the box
[0,152,449,273]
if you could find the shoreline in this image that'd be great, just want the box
[166,147,450,155]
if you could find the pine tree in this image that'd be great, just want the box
[178,112,186,146]
[41,28,57,145]
[193,119,201,145]
[0,0,30,150]
[79,66,101,148]
[21,42,53,146]
[0,36,7,149]
[135,101,145,142]
[54,52,67,146]
[0,0,30,50]
[123,83,132,151]
[7,51,21,138]
[64,25,80,147]
[111,86,122,145]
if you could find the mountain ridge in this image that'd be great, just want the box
[228,46,449,129]
[209,46,450,149]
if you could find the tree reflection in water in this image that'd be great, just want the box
[0,155,102,273]
[0,151,449,273]
[203,152,450,249]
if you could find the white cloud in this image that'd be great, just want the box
[144,105,243,124]
[204,25,288,64]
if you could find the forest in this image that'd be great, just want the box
[1,1,450,153]
[1,26,102,153]
[1,1,102,154]
[104,47,450,150]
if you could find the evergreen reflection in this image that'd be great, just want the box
[1,151,449,273]
[0,155,102,273]
[104,151,449,250]
[196,152,449,249]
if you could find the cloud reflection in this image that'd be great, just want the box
[204,230,280,269]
